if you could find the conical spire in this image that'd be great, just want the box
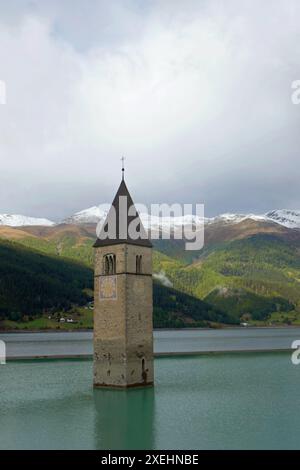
[93,179,152,248]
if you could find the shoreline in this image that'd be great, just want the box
[1,325,300,334]
[5,349,291,361]
[2,328,297,360]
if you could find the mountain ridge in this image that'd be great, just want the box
[0,214,55,227]
[1,208,300,231]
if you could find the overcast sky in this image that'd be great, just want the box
[0,0,299,220]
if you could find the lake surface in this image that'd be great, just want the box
[0,353,300,449]
[1,328,300,358]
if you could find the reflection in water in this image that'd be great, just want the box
[93,387,155,450]
[3,355,300,449]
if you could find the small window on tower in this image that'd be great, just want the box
[103,255,109,275]
[103,254,116,275]
[136,255,142,274]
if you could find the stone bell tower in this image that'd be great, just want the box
[93,170,153,388]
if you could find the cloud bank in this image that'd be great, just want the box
[0,0,299,219]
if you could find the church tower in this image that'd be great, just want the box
[93,171,154,388]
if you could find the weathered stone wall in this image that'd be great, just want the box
[125,273,154,386]
[93,243,153,388]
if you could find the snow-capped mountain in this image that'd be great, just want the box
[1,208,300,230]
[265,210,300,229]
[63,205,300,230]
[207,210,300,229]
[140,214,207,232]
[63,207,205,233]
[0,214,55,227]
[63,205,258,227]
[206,213,268,225]
[63,206,109,225]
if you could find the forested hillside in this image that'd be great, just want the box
[0,240,93,320]
[1,221,300,328]
[153,234,300,323]
[0,239,234,329]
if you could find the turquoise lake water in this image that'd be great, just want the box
[1,352,300,450]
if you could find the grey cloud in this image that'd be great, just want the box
[0,0,299,219]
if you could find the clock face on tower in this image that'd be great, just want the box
[99,276,117,300]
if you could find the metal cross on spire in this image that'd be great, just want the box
[121,156,125,180]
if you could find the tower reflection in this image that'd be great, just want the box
[93,386,155,450]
